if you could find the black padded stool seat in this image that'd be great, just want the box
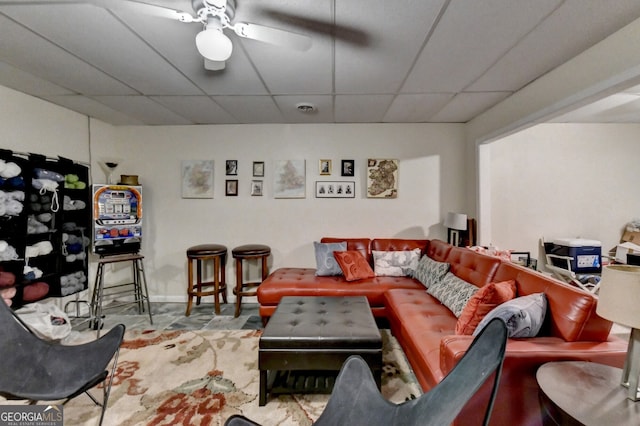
[186,244,228,316]
[232,244,271,257]
[258,296,382,406]
[232,244,271,317]
[188,244,227,257]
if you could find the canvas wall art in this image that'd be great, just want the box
[274,160,306,198]
[181,160,214,198]
[366,159,398,198]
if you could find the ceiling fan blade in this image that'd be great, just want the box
[86,0,198,23]
[233,22,311,51]
[257,9,370,47]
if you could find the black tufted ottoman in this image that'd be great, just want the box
[258,296,382,406]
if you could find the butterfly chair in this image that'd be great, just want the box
[0,300,125,426]
[226,317,508,426]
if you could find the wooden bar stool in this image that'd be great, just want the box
[186,244,228,316]
[232,244,271,317]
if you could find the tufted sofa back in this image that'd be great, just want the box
[445,246,501,288]
[371,239,429,255]
[321,237,372,263]
[425,239,451,262]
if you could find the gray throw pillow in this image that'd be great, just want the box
[412,255,450,289]
[314,241,347,276]
[427,272,479,317]
[473,292,547,338]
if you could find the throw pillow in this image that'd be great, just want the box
[427,272,479,317]
[455,280,517,335]
[412,255,450,289]
[334,250,375,282]
[314,241,347,276]
[372,248,421,277]
[473,292,547,338]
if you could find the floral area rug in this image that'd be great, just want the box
[11,329,421,425]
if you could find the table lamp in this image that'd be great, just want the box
[444,212,467,247]
[596,264,640,401]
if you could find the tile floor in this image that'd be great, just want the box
[70,301,263,332]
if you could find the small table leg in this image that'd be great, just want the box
[259,369,268,406]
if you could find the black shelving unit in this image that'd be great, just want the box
[0,150,90,309]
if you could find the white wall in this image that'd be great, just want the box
[0,85,89,159]
[92,123,467,301]
[488,123,640,264]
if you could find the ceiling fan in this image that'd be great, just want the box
[105,0,312,69]
[0,0,313,70]
[72,0,313,70]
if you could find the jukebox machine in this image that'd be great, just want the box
[92,184,142,255]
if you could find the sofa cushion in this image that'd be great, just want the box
[455,280,517,335]
[427,272,479,317]
[321,237,372,264]
[412,255,450,289]
[334,250,376,281]
[473,292,547,338]
[314,241,347,276]
[372,248,421,277]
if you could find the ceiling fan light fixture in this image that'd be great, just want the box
[196,25,233,61]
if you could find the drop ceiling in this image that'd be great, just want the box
[1,0,640,126]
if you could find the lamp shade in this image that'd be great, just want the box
[444,212,467,231]
[597,264,640,328]
[196,28,233,61]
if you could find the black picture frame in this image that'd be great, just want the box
[315,181,355,198]
[226,160,238,176]
[341,159,355,177]
[253,161,264,177]
[225,179,238,196]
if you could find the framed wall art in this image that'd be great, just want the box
[366,158,398,198]
[226,160,238,176]
[316,181,355,198]
[225,179,238,196]
[251,180,263,196]
[274,160,306,198]
[253,161,264,177]
[341,159,354,177]
[181,160,214,199]
[319,159,331,175]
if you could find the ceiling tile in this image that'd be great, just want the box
[91,95,193,125]
[430,92,512,122]
[0,61,73,96]
[335,95,394,123]
[41,95,144,125]
[402,0,563,93]
[384,93,453,122]
[150,96,238,124]
[1,3,202,95]
[469,0,640,92]
[233,0,333,94]
[212,95,284,123]
[335,0,447,94]
[0,13,136,95]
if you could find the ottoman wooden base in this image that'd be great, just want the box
[258,296,382,406]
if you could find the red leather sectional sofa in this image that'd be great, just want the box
[257,237,627,426]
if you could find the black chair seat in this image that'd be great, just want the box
[0,301,125,425]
